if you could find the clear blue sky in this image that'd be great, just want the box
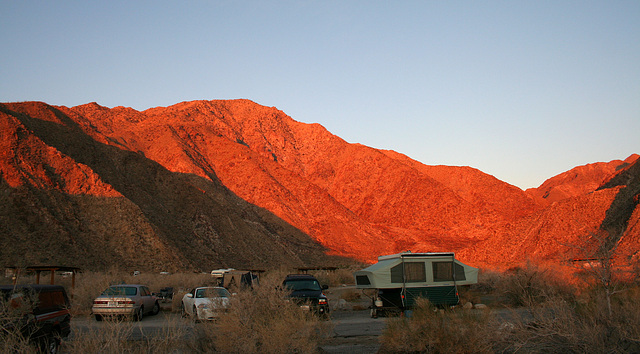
[2,1,638,189]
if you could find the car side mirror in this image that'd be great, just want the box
[186,293,193,298]
[322,285,329,290]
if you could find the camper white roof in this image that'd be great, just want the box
[211,268,235,276]
[377,252,455,261]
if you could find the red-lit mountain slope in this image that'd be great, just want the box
[60,100,547,261]
[382,150,539,222]
[1,99,638,270]
[525,154,639,206]
[0,102,352,271]
[459,156,640,268]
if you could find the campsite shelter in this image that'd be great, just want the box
[4,266,81,299]
[354,252,478,310]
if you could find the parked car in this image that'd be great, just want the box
[0,284,71,353]
[282,274,330,316]
[181,286,231,321]
[153,287,174,302]
[91,284,159,321]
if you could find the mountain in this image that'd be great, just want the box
[1,99,638,271]
[525,154,639,206]
[0,102,352,271]
[460,154,639,267]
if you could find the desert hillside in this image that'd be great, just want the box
[525,155,639,206]
[1,100,638,271]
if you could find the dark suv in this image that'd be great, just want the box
[1,284,71,353]
[282,274,329,316]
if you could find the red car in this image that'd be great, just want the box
[1,284,71,353]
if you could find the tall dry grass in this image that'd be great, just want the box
[191,274,332,353]
[64,315,189,353]
[495,290,640,353]
[381,262,640,353]
[497,262,576,307]
[381,298,498,353]
[312,267,358,287]
[0,295,38,353]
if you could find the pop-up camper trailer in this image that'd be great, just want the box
[353,252,478,317]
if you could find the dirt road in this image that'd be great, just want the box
[71,311,194,341]
[320,310,386,353]
[70,308,387,352]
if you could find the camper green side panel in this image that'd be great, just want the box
[405,286,459,307]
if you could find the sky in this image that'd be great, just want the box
[1,1,638,189]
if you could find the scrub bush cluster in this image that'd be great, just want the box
[381,263,640,353]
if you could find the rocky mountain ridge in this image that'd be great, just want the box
[1,99,638,271]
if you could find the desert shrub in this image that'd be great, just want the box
[64,316,188,353]
[122,271,214,293]
[454,269,503,307]
[65,317,136,352]
[497,262,575,307]
[313,267,356,287]
[261,267,290,285]
[574,284,640,351]
[0,336,32,354]
[495,297,592,353]
[494,292,640,353]
[0,296,38,353]
[381,296,633,353]
[381,265,640,353]
[381,297,498,353]
[193,276,331,353]
[473,268,503,294]
[171,288,189,312]
[608,286,640,350]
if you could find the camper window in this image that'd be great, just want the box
[433,262,453,281]
[433,262,467,282]
[355,275,371,286]
[454,263,466,281]
[391,262,426,283]
[391,264,402,283]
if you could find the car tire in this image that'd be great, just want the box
[94,314,103,321]
[180,302,187,318]
[136,306,144,321]
[193,306,199,322]
[151,301,160,316]
[39,335,60,354]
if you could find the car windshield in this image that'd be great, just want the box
[102,286,137,296]
[284,279,321,291]
[195,288,230,298]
